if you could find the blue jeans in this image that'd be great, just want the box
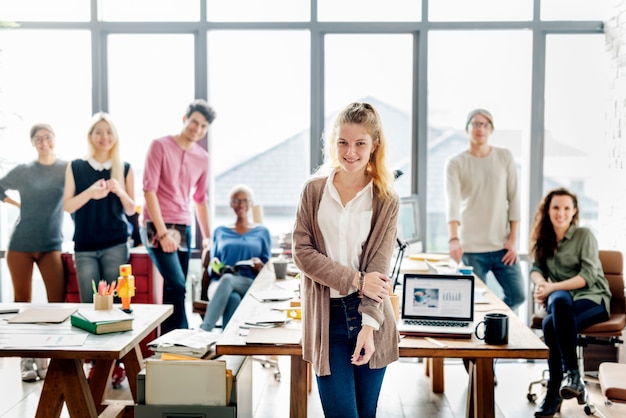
[200,273,253,331]
[140,226,191,334]
[543,290,608,390]
[74,242,129,303]
[463,249,526,311]
[316,293,386,418]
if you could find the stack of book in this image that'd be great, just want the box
[147,329,221,358]
[70,308,133,334]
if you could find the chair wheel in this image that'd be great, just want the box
[527,393,537,403]
[274,371,281,382]
[584,405,594,415]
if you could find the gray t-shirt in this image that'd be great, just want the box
[0,159,67,252]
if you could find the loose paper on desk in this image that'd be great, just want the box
[7,307,77,324]
[245,327,302,345]
[148,328,220,358]
[0,333,88,348]
[249,288,295,302]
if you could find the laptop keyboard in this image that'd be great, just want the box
[404,319,469,328]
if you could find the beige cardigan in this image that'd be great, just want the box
[292,176,400,376]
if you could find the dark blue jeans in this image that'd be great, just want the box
[542,290,608,391]
[463,249,526,311]
[140,226,191,334]
[316,292,386,418]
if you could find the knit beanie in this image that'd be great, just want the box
[465,108,494,131]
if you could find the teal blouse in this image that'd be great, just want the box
[530,224,611,315]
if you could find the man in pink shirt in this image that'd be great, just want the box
[141,99,216,333]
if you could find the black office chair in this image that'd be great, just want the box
[526,250,626,416]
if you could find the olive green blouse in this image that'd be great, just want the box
[530,224,611,315]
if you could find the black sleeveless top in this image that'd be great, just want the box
[71,159,130,251]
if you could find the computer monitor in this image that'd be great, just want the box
[397,194,422,254]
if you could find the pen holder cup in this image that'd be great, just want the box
[94,294,113,310]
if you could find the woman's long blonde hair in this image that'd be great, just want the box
[87,112,125,189]
[317,102,395,200]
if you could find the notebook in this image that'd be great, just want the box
[397,273,475,339]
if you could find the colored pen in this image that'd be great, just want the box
[91,280,97,295]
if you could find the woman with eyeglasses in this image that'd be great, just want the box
[63,112,135,303]
[530,188,611,418]
[199,184,271,332]
[0,123,66,382]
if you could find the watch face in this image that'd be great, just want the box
[168,228,182,246]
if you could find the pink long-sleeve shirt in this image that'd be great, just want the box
[142,135,209,226]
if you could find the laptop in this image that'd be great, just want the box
[397,273,475,339]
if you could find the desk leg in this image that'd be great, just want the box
[36,358,98,418]
[466,359,495,418]
[429,358,445,393]
[121,344,144,401]
[290,355,308,418]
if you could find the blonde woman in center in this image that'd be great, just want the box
[293,102,399,418]
[63,112,135,303]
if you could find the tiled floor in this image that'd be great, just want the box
[2,355,626,418]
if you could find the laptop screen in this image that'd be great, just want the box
[401,273,474,322]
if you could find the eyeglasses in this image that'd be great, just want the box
[470,121,492,129]
[32,134,53,144]
[231,198,250,205]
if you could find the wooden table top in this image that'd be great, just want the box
[0,303,172,360]
[216,260,548,361]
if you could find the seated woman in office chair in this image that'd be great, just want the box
[199,184,271,332]
[529,187,611,418]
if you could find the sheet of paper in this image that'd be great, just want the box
[76,308,133,323]
[7,307,77,324]
[148,328,220,351]
[0,333,88,347]
[249,289,295,302]
[245,327,301,345]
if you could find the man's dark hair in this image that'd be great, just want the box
[185,99,216,124]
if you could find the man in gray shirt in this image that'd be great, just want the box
[444,109,525,311]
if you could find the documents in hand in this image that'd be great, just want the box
[148,328,220,358]
[70,308,133,334]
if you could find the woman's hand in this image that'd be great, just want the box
[361,272,391,303]
[89,179,110,200]
[534,282,553,305]
[251,257,263,271]
[351,325,375,366]
[105,178,124,197]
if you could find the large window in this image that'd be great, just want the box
[427,30,532,251]
[324,33,413,198]
[0,1,614,304]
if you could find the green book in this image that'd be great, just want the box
[70,312,133,334]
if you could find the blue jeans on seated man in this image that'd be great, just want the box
[74,242,129,303]
[140,226,191,334]
[463,249,526,311]
[200,273,253,331]
[316,292,386,418]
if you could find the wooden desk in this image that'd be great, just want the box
[215,263,548,418]
[0,303,172,418]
